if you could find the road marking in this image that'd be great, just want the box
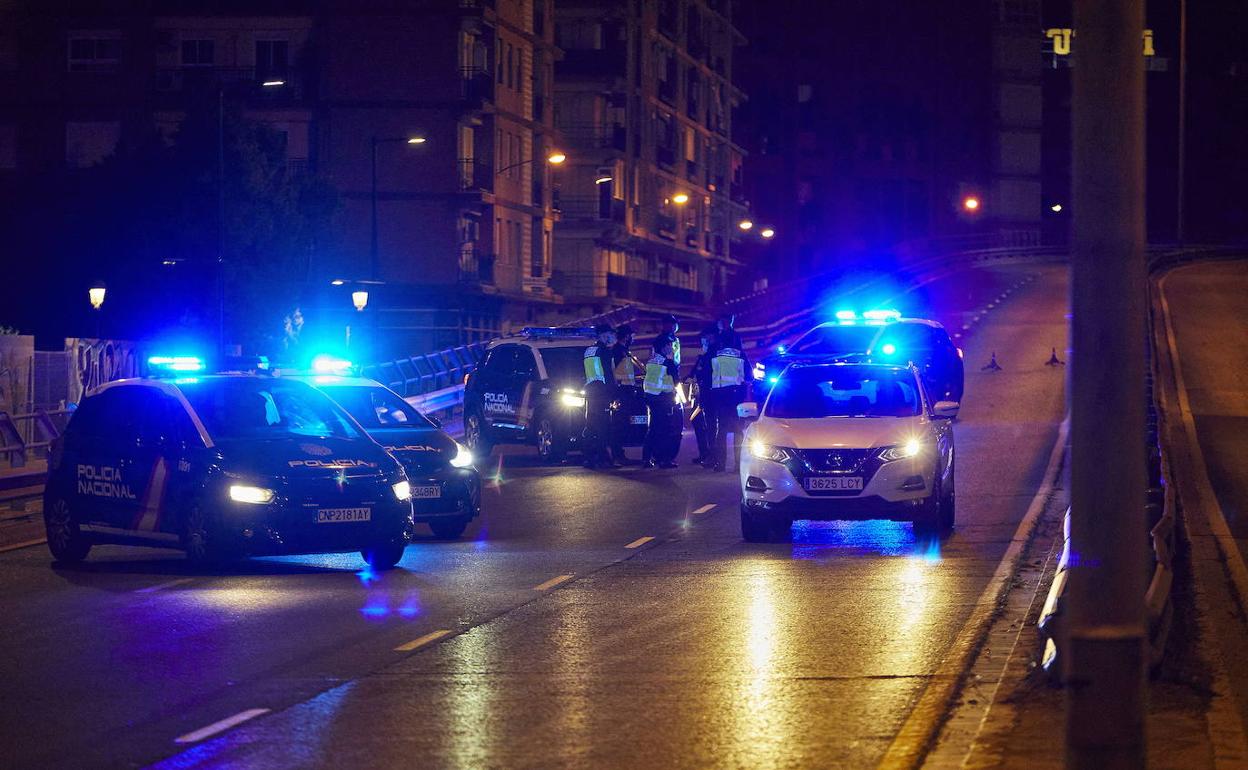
[1158,272,1248,766]
[692,503,717,515]
[625,536,654,549]
[0,537,46,554]
[878,415,1070,769]
[174,708,269,744]
[394,628,452,652]
[135,578,195,594]
[533,574,574,591]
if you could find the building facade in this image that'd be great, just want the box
[551,0,748,314]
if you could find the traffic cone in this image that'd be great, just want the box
[982,352,1003,371]
[1045,347,1065,366]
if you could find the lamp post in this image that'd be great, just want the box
[370,135,427,282]
[495,150,566,177]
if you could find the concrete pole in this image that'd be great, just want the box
[1067,0,1148,767]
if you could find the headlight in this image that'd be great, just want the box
[560,390,587,408]
[749,440,791,463]
[392,480,412,501]
[752,362,766,380]
[879,438,924,462]
[449,442,474,468]
[229,484,275,505]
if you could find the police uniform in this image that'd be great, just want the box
[706,341,750,472]
[642,353,681,466]
[609,340,640,463]
[688,350,713,463]
[582,341,617,467]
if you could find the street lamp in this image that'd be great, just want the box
[738,220,754,231]
[496,150,568,177]
[1051,203,1064,213]
[352,290,369,312]
[672,192,690,205]
[371,134,428,281]
[760,227,776,239]
[962,196,981,212]
[88,283,106,310]
[594,175,613,185]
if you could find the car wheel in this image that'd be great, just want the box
[361,541,407,570]
[464,412,493,457]
[939,464,956,530]
[913,476,949,536]
[429,517,470,540]
[44,494,91,563]
[182,504,226,567]
[536,416,564,464]
[741,504,771,542]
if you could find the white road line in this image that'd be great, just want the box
[533,574,574,591]
[692,503,717,515]
[135,578,195,594]
[0,538,46,554]
[394,628,452,652]
[625,536,654,549]
[174,708,269,745]
[879,416,1070,769]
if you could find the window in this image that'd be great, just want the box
[766,367,922,419]
[180,39,214,67]
[178,379,360,441]
[318,386,437,429]
[67,35,120,72]
[255,40,289,80]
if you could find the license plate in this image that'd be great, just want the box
[803,477,864,492]
[412,485,441,499]
[631,415,649,425]
[316,507,372,523]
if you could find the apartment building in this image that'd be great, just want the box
[551,0,748,313]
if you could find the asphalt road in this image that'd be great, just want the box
[0,262,1069,769]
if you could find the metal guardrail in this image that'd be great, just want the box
[0,408,74,469]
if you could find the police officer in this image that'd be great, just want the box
[609,324,642,464]
[686,326,717,465]
[582,323,618,469]
[656,314,681,366]
[642,338,681,468]
[706,320,751,472]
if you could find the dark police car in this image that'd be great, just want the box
[292,374,481,539]
[43,373,415,569]
[462,328,649,463]
[754,311,965,403]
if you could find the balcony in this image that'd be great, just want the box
[558,122,626,151]
[458,158,494,193]
[460,67,494,106]
[558,196,625,222]
[460,252,496,285]
[557,48,626,78]
[153,67,306,101]
[656,213,677,239]
[607,274,701,306]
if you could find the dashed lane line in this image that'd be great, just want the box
[394,629,452,653]
[174,708,270,745]
[624,536,655,549]
[135,578,196,594]
[692,503,717,515]
[532,574,574,591]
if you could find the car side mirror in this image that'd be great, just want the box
[737,402,760,421]
[933,400,960,419]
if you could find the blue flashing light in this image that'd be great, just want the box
[768,376,780,384]
[834,310,857,322]
[863,309,901,322]
[148,355,205,373]
[881,343,898,356]
[776,345,787,354]
[312,354,354,375]
[520,326,596,338]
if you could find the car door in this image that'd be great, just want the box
[478,345,522,428]
[59,392,113,524]
[69,387,141,528]
[510,346,540,430]
[104,386,172,533]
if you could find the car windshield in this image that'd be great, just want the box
[318,385,437,430]
[540,345,590,381]
[178,378,362,441]
[786,324,881,355]
[765,366,923,418]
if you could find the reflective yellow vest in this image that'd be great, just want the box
[711,348,745,388]
[614,352,638,383]
[584,345,606,384]
[643,356,675,395]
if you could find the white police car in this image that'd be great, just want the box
[462,328,649,463]
[738,361,958,542]
[43,360,415,569]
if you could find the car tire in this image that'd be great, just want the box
[361,541,407,570]
[913,476,950,536]
[535,416,565,465]
[44,494,91,563]
[429,517,470,540]
[741,504,771,542]
[464,412,493,458]
[182,503,227,568]
[939,464,956,530]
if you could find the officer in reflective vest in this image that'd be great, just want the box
[642,338,681,468]
[706,329,751,472]
[609,324,643,464]
[582,324,618,468]
[656,314,681,366]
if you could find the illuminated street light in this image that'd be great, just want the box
[594,176,614,185]
[407,136,427,145]
[372,135,429,281]
[88,284,106,310]
[1051,203,1063,213]
[738,220,754,231]
[962,196,981,212]
[760,227,776,239]
[547,151,567,164]
[330,279,345,286]
[352,291,369,312]
[261,79,286,88]
[672,193,690,205]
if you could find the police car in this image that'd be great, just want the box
[753,311,965,402]
[43,363,415,569]
[289,372,481,539]
[462,328,649,463]
[738,362,958,542]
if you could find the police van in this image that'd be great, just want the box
[289,372,481,540]
[462,328,650,463]
[43,363,415,569]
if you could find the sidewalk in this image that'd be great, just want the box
[0,491,45,553]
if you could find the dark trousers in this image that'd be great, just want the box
[582,383,613,466]
[706,387,743,471]
[691,404,710,459]
[643,394,681,463]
